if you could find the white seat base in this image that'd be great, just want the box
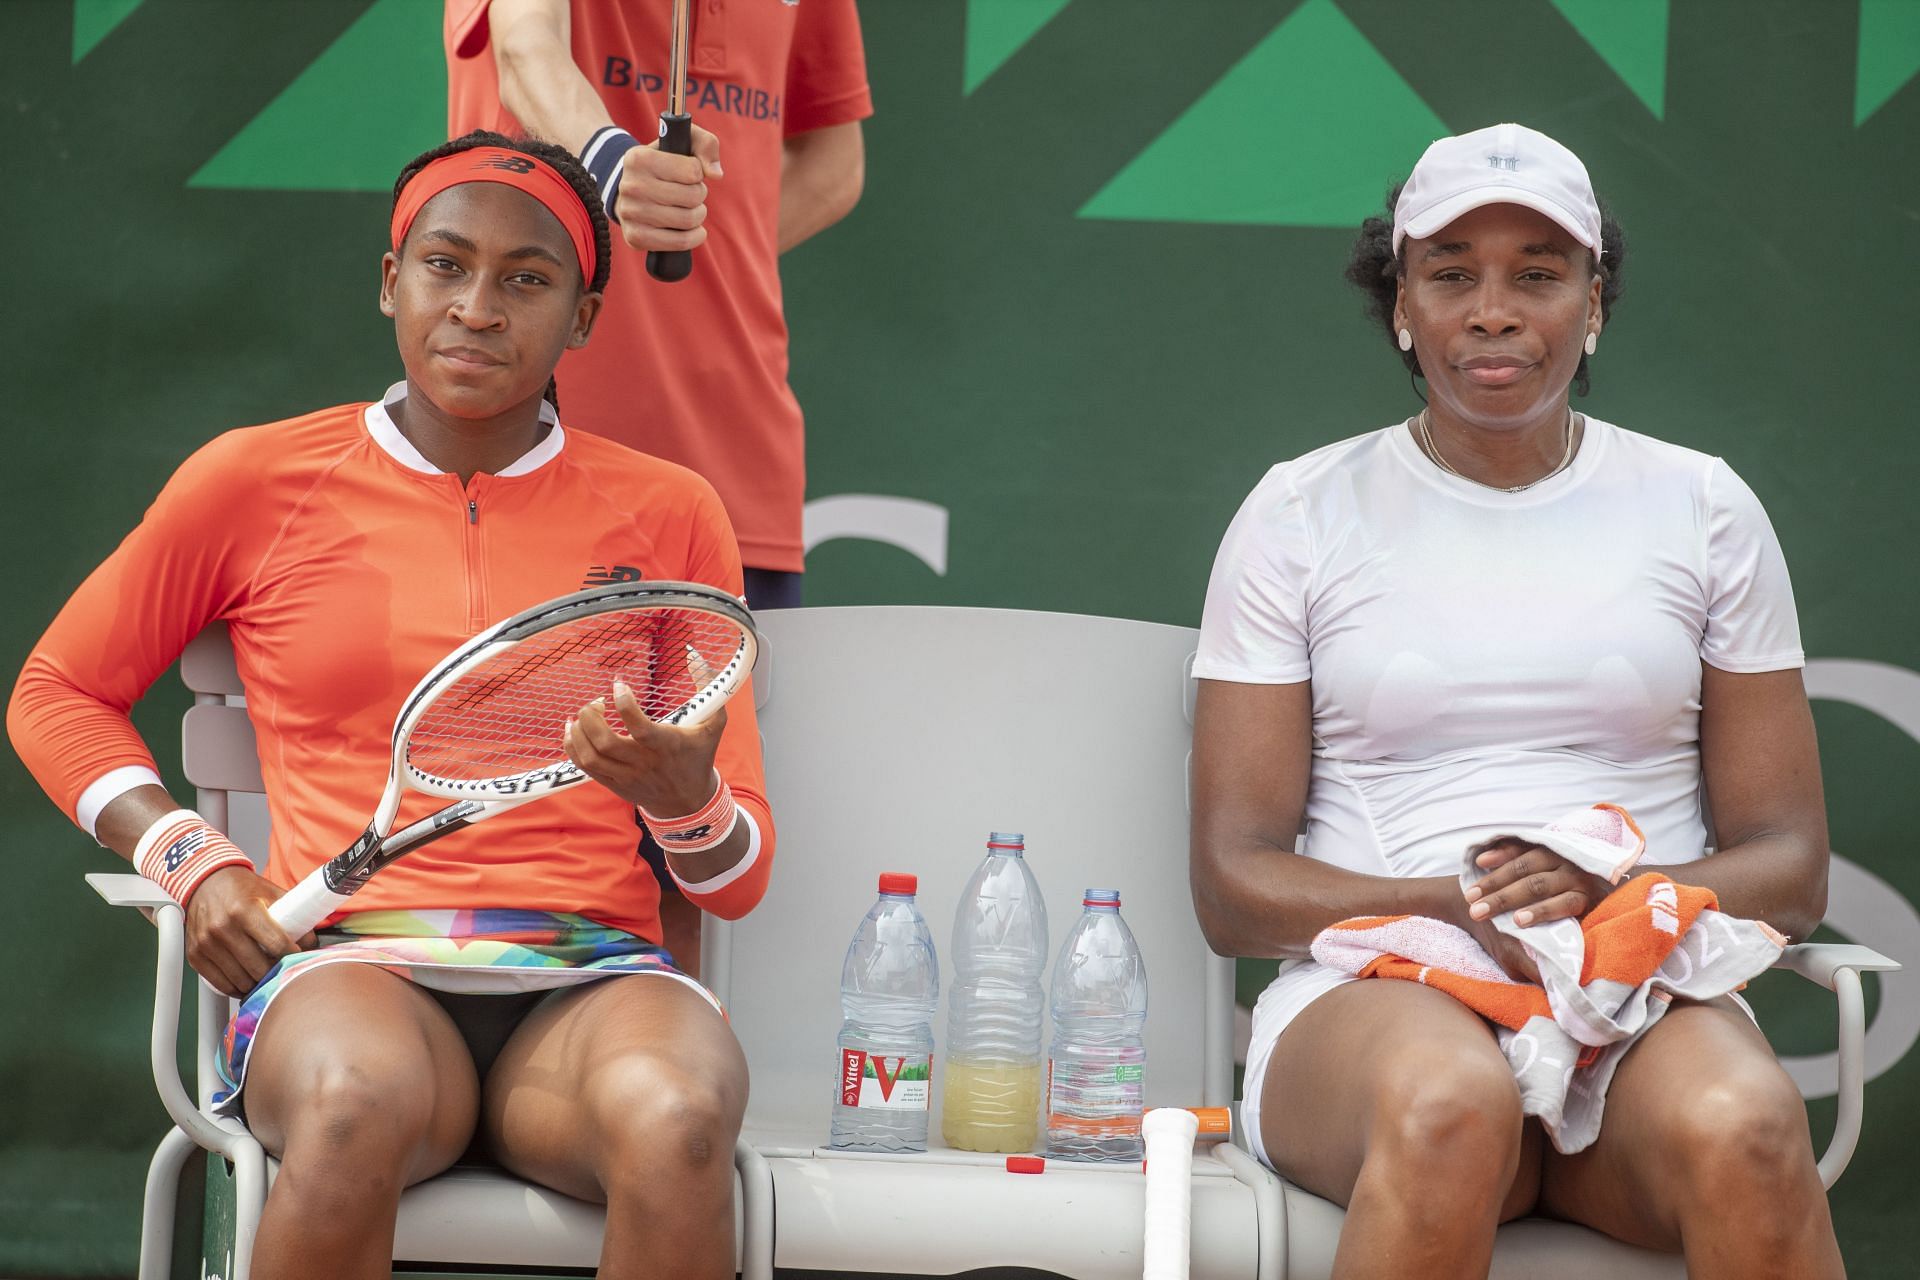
[763,1143,1260,1279]
[264,1160,744,1271]
[1280,1182,1687,1279]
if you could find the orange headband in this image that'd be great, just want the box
[390,147,598,287]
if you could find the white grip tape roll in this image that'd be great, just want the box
[268,871,353,939]
[1142,1106,1200,1280]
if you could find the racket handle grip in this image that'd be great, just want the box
[1142,1107,1200,1280]
[269,871,353,940]
[646,112,696,283]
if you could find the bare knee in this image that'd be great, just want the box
[1368,1057,1526,1195]
[588,1059,743,1178]
[1669,1068,1817,1203]
[288,1062,437,1168]
[1336,1056,1531,1252]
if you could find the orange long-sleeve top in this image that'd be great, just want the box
[8,385,774,938]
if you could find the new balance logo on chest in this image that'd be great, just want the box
[584,564,646,588]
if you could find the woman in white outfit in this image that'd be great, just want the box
[1190,123,1841,1279]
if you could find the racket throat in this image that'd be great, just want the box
[410,799,487,841]
[320,799,488,896]
[321,828,388,895]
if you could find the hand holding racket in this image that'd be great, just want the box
[268,581,757,939]
[646,0,698,282]
[565,675,728,816]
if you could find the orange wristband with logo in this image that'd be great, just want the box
[639,773,740,856]
[133,809,252,906]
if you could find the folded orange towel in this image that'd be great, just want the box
[1310,804,1788,1151]
[1326,873,1722,1067]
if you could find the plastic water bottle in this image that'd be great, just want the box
[1045,888,1148,1162]
[831,872,939,1152]
[942,832,1049,1153]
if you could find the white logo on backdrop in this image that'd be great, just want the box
[802,495,950,574]
[1787,659,1920,1100]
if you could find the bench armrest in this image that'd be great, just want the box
[1771,941,1901,1189]
[1774,942,1900,989]
[87,871,258,1159]
[87,871,176,914]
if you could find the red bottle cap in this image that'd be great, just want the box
[878,872,918,896]
[1004,1155,1045,1174]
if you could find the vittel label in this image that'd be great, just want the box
[839,1049,931,1110]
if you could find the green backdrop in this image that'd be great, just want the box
[5,0,1917,1274]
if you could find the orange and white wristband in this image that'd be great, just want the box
[133,809,252,906]
[639,773,740,856]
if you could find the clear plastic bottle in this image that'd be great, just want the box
[1044,888,1149,1162]
[942,831,1050,1153]
[831,872,939,1152]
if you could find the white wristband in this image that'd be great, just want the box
[132,809,252,906]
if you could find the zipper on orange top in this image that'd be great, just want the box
[460,477,490,633]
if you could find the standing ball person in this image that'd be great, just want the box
[447,0,868,969]
[10,132,772,1280]
[446,0,871,608]
[1190,124,1841,1277]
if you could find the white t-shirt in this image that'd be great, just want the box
[1198,417,1804,1132]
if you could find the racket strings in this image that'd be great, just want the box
[406,606,746,784]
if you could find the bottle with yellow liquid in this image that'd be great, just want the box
[942,832,1049,1152]
[942,1058,1043,1152]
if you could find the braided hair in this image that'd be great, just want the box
[392,130,612,412]
[1343,181,1627,398]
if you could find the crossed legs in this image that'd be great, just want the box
[1258,979,1843,1279]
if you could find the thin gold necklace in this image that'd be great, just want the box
[1416,407,1578,493]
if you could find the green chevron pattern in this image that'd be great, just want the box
[963,0,1072,95]
[1547,0,1669,119]
[188,0,445,192]
[70,0,144,63]
[1078,0,1447,226]
[1856,0,1920,124]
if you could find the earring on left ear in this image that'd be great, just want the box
[1584,333,1598,356]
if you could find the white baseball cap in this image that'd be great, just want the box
[1392,122,1603,259]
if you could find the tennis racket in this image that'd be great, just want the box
[1141,1107,1200,1280]
[267,580,757,938]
